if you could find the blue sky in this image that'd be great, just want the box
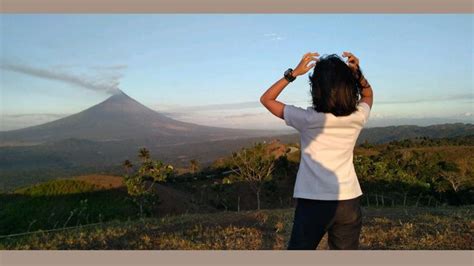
[1,14,473,130]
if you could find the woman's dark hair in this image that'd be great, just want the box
[308,54,361,116]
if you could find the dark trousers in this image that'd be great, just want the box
[287,195,362,250]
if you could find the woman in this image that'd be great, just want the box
[260,51,373,250]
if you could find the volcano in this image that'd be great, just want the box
[0,90,272,146]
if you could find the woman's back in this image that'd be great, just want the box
[284,101,371,200]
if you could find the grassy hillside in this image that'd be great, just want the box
[0,206,472,250]
[0,178,138,236]
[0,174,216,236]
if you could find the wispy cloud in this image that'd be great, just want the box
[0,61,126,95]
[179,101,261,111]
[224,112,267,119]
[0,113,70,131]
[263,33,285,41]
[154,100,311,113]
[90,64,128,70]
[377,93,473,104]
[3,113,69,118]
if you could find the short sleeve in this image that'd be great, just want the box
[356,102,371,124]
[283,104,308,132]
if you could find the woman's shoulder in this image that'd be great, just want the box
[354,101,371,124]
[284,104,325,131]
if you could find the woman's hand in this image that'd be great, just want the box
[342,51,361,79]
[343,51,373,108]
[293,52,319,77]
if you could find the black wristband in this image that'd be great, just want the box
[284,68,296,82]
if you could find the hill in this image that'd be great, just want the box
[0,174,216,235]
[356,123,474,145]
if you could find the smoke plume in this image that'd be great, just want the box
[1,62,124,94]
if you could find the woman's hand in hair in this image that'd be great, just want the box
[342,51,360,72]
[342,51,363,80]
[293,52,319,76]
[343,51,373,108]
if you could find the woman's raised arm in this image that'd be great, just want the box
[260,52,319,119]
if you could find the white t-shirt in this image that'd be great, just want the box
[283,101,371,200]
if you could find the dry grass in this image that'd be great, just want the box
[1,206,472,250]
[73,175,124,189]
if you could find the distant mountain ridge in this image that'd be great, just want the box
[356,123,474,145]
[0,90,273,146]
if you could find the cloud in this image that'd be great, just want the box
[0,62,125,95]
[49,64,128,71]
[224,112,267,119]
[90,64,128,70]
[377,93,473,104]
[156,100,310,113]
[263,33,285,41]
[0,113,70,131]
[180,101,261,111]
[3,113,70,119]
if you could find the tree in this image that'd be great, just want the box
[438,160,470,193]
[138,147,150,162]
[360,139,374,149]
[123,174,154,217]
[189,159,200,176]
[440,170,463,192]
[231,142,275,210]
[123,147,174,217]
[122,159,133,175]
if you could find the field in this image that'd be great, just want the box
[0,206,472,250]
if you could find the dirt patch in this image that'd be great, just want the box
[150,183,218,217]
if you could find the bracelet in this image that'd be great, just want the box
[352,66,371,88]
[359,77,370,88]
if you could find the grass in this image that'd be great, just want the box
[0,206,472,250]
[15,179,100,196]
[0,179,138,235]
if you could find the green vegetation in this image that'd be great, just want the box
[0,206,471,250]
[122,147,174,217]
[186,135,474,211]
[230,142,276,210]
[0,179,138,236]
[15,179,99,196]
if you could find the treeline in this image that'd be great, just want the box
[355,148,473,206]
[169,136,473,211]
[359,135,474,149]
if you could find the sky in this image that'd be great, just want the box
[0,14,473,131]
